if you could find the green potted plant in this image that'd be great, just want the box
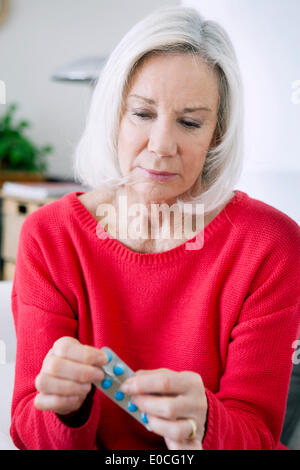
[0,103,53,188]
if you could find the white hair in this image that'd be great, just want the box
[72,5,244,214]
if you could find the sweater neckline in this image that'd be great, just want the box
[67,189,248,265]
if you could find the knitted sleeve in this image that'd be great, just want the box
[9,215,101,450]
[202,220,300,450]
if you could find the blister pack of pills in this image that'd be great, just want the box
[93,346,150,431]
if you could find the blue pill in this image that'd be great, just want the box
[115,391,125,401]
[141,413,148,424]
[101,378,113,389]
[113,365,124,376]
[128,402,138,412]
[106,351,112,363]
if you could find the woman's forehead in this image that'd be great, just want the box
[126,54,219,110]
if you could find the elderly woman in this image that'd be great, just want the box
[10,6,300,450]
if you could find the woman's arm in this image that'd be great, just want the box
[10,216,102,450]
[201,230,300,449]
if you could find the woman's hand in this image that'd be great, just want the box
[120,368,208,450]
[34,337,106,416]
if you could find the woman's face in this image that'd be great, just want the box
[117,53,220,206]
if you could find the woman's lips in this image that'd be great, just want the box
[138,167,178,181]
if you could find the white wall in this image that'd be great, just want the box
[182,0,300,223]
[0,0,179,179]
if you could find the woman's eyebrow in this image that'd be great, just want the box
[128,94,212,113]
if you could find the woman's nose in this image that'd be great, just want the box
[147,118,177,157]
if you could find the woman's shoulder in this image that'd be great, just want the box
[18,191,88,240]
[22,192,73,223]
[19,187,116,240]
[234,190,300,252]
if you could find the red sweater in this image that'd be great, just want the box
[10,190,300,450]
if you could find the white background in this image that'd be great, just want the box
[183,0,300,223]
[0,0,179,178]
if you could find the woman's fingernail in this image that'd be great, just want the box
[121,383,131,393]
[121,379,135,392]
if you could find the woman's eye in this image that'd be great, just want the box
[181,120,201,129]
[132,112,151,119]
[131,112,201,129]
